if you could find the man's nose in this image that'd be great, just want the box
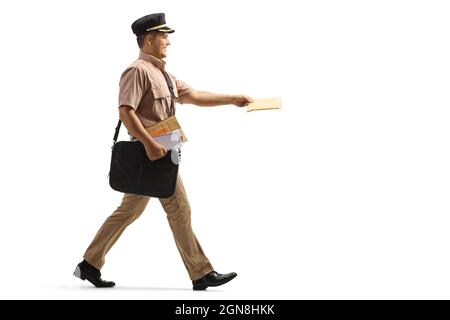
[167,39,171,45]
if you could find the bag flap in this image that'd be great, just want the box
[112,141,175,168]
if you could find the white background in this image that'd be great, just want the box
[0,0,449,300]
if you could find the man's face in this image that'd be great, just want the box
[149,32,170,59]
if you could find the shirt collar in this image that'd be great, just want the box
[138,51,166,71]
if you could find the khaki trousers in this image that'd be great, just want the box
[83,175,214,281]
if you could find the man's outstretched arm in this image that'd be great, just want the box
[182,90,253,107]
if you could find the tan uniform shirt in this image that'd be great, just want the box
[118,52,193,128]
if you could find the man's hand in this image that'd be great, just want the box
[118,106,168,161]
[144,142,167,161]
[232,95,253,108]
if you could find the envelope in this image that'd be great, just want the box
[247,97,282,112]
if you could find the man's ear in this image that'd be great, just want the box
[144,33,153,46]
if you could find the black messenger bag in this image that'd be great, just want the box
[109,71,179,198]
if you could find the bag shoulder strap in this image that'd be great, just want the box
[112,119,122,146]
[162,71,176,116]
[113,69,177,146]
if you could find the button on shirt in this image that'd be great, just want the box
[118,52,193,128]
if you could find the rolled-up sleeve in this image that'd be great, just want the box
[118,66,150,110]
[174,77,194,104]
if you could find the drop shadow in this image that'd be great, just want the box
[57,283,225,292]
[77,285,223,292]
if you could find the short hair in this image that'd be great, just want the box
[136,31,158,49]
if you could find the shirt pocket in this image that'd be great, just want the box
[151,84,179,100]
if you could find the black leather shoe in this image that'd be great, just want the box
[192,271,237,290]
[73,260,115,288]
